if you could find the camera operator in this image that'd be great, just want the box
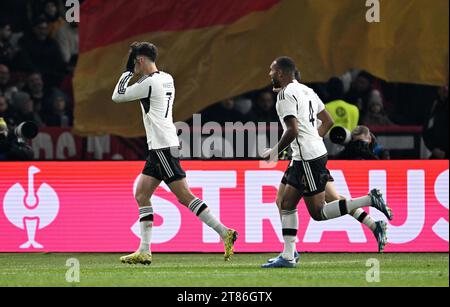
[0,117,36,161]
[334,125,387,160]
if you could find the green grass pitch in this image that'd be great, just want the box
[0,253,447,287]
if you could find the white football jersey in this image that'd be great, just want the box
[276,80,328,161]
[112,71,179,150]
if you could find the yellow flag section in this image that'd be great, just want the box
[74,0,449,137]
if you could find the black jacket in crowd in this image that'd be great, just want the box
[337,140,379,160]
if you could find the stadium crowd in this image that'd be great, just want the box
[0,0,76,129]
[0,0,448,159]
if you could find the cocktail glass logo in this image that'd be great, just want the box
[3,166,59,249]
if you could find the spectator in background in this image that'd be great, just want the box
[18,17,66,87]
[25,73,50,112]
[345,70,375,116]
[11,91,45,127]
[0,64,18,102]
[248,91,278,123]
[24,73,63,114]
[0,21,14,65]
[423,85,449,159]
[361,90,394,126]
[42,90,72,127]
[0,20,21,68]
[42,0,66,37]
[202,98,243,125]
[54,21,78,72]
[325,77,359,132]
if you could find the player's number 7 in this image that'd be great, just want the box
[165,92,173,118]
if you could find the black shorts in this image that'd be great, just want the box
[142,147,186,184]
[280,155,330,197]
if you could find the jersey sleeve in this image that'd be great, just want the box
[112,72,151,103]
[277,88,298,121]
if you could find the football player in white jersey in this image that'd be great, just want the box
[261,57,393,268]
[266,71,389,266]
[112,42,238,265]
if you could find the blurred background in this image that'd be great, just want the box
[0,0,448,161]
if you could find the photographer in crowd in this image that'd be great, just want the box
[331,125,389,160]
[0,117,36,161]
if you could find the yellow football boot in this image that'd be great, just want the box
[223,229,238,261]
[120,252,152,265]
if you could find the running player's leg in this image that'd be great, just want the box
[278,184,302,261]
[308,187,370,221]
[156,147,237,260]
[327,181,373,228]
[314,190,392,221]
[168,178,229,239]
[262,183,302,268]
[155,148,228,239]
[303,191,327,221]
[325,181,375,229]
[301,156,378,221]
[120,174,161,264]
[305,188,386,221]
[267,181,300,263]
[168,178,238,260]
[303,159,392,221]
[324,181,343,202]
[276,182,286,219]
[325,181,387,252]
[135,174,161,252]
[158,148,235,238]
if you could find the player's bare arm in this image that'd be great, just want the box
[317,109,334,137]
[262,116,298,161]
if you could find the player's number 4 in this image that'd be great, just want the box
[309,101,315,127]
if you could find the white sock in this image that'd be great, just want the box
[350,208,376,232]
[346,196,372,212]
[138,220,153,253]
[321,197,372,220]
[281,209,298,261]
[189,198,228,239]
[138,206,153,253]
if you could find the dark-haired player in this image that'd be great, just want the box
[112,42,238,265]
[267,71,388,266]
[261,57,392,268]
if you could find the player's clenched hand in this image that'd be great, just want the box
[125,42,140,72]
